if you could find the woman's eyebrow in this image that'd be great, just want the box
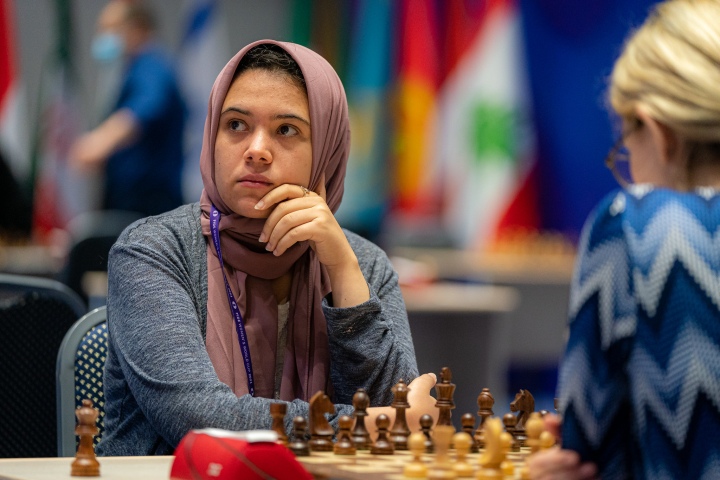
[274,113,311,127]
[220,107,250,116]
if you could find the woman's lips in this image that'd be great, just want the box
[238,175,272,188]
[239,180,271,188]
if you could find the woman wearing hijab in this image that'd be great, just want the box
[98,40,437,456]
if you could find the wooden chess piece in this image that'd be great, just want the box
[389,379,411,450]
[404,432,429,478]
[502,413,520,452]
[351,388,371,450]
[477,418,505,480]
[509,389,535,448]
[499,432,515,478]
[461,413,479,453]
[308,391,335,452]
[420,414,434,453]
[71,399,100,477]
[334,415,357,455]
[270,402,288,446]
[475,387,494,448]
[427,425,457,479]
[434,367,456,427]
[510,389,535,430]
[452,432,474,477]
[525,411,556,451]
[370,414,394,455]
[288,416,310,456]
[524,412,544,454]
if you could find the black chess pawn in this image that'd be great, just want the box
[289,416,310,456]
[434,367,456,427]
[334,415,357,455]
[351,388,371,450]
[419,413,434,454]
[370,414,394,455]
[502,413,520,452]
[389,379,411,450]
[461,413,479,453]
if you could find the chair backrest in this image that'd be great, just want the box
[56,306,108,457]
[0,274,86,458]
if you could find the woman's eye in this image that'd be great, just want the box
[278,125,299,136]
[229,120,246,131]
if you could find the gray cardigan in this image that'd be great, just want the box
[98,203,418,456]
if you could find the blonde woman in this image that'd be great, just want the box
[530,0,720,478]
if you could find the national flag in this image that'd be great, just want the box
[391,0,442,219]
[436,0,539,249]
[334,0,394,238]
[0,0,29,183]
[29,0,88,241]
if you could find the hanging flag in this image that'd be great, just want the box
[334,0,394,238]
[0,0,29,183]
[436,0,539,249]
[178,0,231,202]
[29,0,92,242]
[391,0,442,219]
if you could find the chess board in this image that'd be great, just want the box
[297,447,531,479]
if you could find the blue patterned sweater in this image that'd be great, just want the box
[558,186,720,479]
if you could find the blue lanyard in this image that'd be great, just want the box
[209,204,255,396]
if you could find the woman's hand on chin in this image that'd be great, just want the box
[254,179,369,307]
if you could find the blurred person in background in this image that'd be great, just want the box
[528,0,720,478]
[70,0,185,217]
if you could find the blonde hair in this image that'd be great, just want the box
[610,0,720,144]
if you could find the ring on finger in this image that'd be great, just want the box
[301,186,310,197]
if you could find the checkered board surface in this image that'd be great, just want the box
[297,447,530,479]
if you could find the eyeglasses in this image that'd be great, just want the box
[605,123,639,188]
[605,138,632,187]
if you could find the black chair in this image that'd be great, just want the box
[0,274,86,457]
[58,210,142,307]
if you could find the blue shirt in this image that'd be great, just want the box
[558,186,720,479]
[104,46,186,216]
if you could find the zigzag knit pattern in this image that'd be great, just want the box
[558,186,720,480]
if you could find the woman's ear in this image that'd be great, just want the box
[635,108,680,165]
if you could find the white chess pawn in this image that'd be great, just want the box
[404,432,428,478]
[452,432,475,477]
[428,425,457,479]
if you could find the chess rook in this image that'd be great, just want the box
[270,402,288,445]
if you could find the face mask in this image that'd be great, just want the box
[91,33,125,64]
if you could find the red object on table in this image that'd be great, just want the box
[170,429,312,480]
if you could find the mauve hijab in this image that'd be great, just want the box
[199,40,350,401]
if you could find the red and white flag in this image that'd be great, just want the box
[0,0,29,182]
[438,0,539,249]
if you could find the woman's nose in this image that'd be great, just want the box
[244,129,272,164]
